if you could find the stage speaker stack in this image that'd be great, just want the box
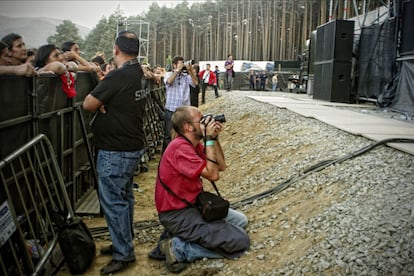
[313,20,354,103]
[400,0,414,56]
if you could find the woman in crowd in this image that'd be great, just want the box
[34,44,78,98]
[34,44,74,74]
[61,41,100,73]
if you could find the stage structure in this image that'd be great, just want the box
[117,19,150,63]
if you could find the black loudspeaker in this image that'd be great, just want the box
[315,20,354,62]
[400,0,414,56]
[313,20,354,103]
[313,62,352,103]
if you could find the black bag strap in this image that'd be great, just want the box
[157,172,194,207]
[207,181,221,197]
[158,133,224,204]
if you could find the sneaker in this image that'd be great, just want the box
[148,245,166,260]
[100,259,135,275]
[100,244,113,255]
[159,239,187,273]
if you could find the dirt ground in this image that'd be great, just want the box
[57,93,350,275]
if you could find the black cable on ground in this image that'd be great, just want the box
[230,138,414,208]
[89,138,414,237]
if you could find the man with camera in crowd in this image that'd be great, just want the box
[153,105,250,273]
[162,56,198,153]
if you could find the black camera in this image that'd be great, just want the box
[201,114,226,123]
[185,59,195,65]
[181,60,194,74]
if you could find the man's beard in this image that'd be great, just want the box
[192,127,204,140]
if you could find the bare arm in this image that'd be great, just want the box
[83,94,105,113]
[37,61,66,75]
[200,119,226,181]
[0,63,36,77]
[166,70,179,85]
[142,67,161,84]
[65,51,100,72]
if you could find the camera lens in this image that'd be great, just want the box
[213,114,226,123]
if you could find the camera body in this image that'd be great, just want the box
[181,60,194,74]
[202,114,226,123]
[185,59,195,65]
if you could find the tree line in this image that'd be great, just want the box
[48,0,386,67]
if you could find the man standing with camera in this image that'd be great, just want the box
[154,106,250,273]
[162,56,198,153]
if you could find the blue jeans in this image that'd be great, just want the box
[225,73,233,91]
[171,208,248,262]
[272,83,278,91]
[97,149,144,262]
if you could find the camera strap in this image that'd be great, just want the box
[203,71,210,83]
[201,127,222,197]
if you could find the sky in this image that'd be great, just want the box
[0,1,200,29]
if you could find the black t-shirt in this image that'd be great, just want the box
[90,61,147,151]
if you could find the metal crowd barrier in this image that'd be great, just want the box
[0,73,165,274]
[0,134,74,275]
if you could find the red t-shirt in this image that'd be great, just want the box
[155,136,206,213]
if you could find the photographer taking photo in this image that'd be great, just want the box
[153,106,250,273]
[162,56,198,153]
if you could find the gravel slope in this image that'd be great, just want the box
[63,91,414,275]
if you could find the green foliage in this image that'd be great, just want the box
[82,7,125,61]
[165,55,172,71]
[47,20,83,48]
[83,16,118,61]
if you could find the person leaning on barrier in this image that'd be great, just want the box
[1,33,28,65]
[34,44,78,99]
[61,41,100,73]
[34,44,77,75]
[152,106,250,273]
[82,30,147,275]
[0,40,35,76]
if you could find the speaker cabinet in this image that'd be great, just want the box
[313,19,354,103]
[313,62,352,103]
[400,0,414,56]
[315,20,354,62]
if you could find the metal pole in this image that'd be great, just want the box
[329,0,334,21]
[344,0,348,19]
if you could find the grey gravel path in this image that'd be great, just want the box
[196,91,414,275]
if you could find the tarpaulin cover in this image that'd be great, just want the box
[356,19,397,99]
[391,60,414,114]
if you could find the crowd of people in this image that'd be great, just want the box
[1,31,249,275]
[248,69,279,91]
[0,33,162,96]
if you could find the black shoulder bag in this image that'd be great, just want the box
[158,173,229,222]
[51,209,96,274]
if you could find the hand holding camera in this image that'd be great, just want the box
[201,114,226,138]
